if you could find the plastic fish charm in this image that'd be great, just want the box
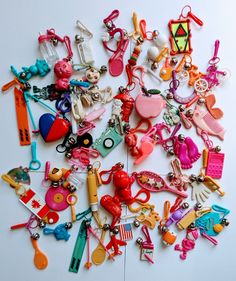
[192,104,225,140]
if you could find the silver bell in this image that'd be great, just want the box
[65,222,73,229]
[100,65,107,73]
[51,38,58,46]
[112,226,119,235]
[197,98,205,105]
[136,237,143,245]
[167,148,175,156]
[182,202,189,209]
[188,222,196,229]
[105,21,113,29]
[38,220,46,228]
[170,57,178,66]
[178,105,186,112]
[133,219,140,228]
[184,62,191,69]
[178,134,185,142]
[197,175,205,183]
[195,203,202,210]
[189,174,197,182]
[108,118,115,127]
[215,145,221,153]
[65,152,72,159]
[185,109,194,118]
[151,62,159,70]
[75,34,84,44]
[68,185,77,193]
[152,30,159,38]
[166,92,174,100]
[118,86,125,93]
[103,224,110,231]
[31,233,40,240]
[167,172,175,180]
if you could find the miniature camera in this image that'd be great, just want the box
[92,127,122,157]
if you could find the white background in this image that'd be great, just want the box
[0,0,236,281]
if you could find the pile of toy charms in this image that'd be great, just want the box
[1,6,231,272]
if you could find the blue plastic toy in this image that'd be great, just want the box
[43,222,72,241]
[10,59,50,82]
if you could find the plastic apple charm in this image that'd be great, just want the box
[135,91,166,119]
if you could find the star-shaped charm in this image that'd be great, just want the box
[154,181,163,189]
[147,178,156,185]
[139,175,148,183]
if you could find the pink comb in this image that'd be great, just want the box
[192,105,225,140]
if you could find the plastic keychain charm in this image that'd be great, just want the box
[14,87,31,145]
[195,204,230,244]
[100,163,150,228]
[165,201,189,227]
[39,113,70,142]
[192,103,226,140]
[43,222,73,241]
[158,201,177,246]
[135,171,188,198]
[31,236,48,270]
[75,20,94,65]
[86,163,102,227]
[92,127,123,157]
[202,145,225,179]
[177,203,211,230]
[106,229,127,258]
[135,87,166,119]
[173,134,201,169]
[174,225,199,260]
[91,227,107,265]
[169,5,203,55]
[29,141,41,170]
[102,10,129,76]
[1,174,50,220]
[136,225,154,264]
[69,219,88,273]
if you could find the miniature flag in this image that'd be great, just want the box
[19,188,50,219]
[119,223,133,241]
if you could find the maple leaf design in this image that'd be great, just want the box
[31,200,41,209]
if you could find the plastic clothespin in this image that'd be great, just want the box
[29,142,41,170]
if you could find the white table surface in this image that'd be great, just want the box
[0,0,236,281]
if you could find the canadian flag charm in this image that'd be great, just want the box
[19,188,50,219]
